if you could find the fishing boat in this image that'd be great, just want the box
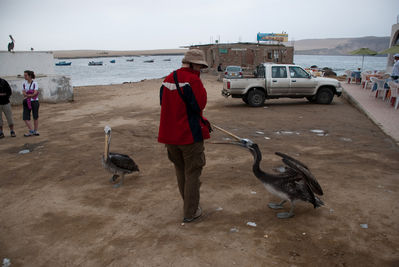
[126,58,134,62]
[55,61,72,66]
[88,61,103,66]
[163,58,171,61]
[144,59,154,63]
[110,59,116,63]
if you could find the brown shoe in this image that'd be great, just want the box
[183,207,202,223]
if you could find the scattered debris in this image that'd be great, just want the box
[263,106,268,109]
[255,131,265,135]
[360,224,368,229]
[216,207,223,211]
[264,137,270,140]
[264,234,269,238]
[302,232,306,236]
[377,185,384,188]
[18,149,30,154]
[230,227,239,233]
[2,258,11,267]
[222,137,232,141]
[339,137,352,142]
[329,208,334,214]
[246,222,257,227]
[310,129,325,134]
[317,133,328,137]
[250,191,257,195]
[181,223,185,226]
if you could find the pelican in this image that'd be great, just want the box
[213,125,324,219]
[8,35,14,52]
[102,126,139,188]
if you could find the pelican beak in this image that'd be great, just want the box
[104,125,111,135]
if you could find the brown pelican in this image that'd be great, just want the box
[8,35,14,52]
[213,125,324,219]
[102,126,139,188]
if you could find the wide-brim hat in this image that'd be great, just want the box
[182,49,208,68]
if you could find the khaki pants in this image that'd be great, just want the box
[0,103,14,128]
[166,141,206,218]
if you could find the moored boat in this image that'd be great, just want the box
[126,58,134,62]
[88,61,103,66]
[144,59,154,63]
[110,59,116,63]
[55,61,72,66]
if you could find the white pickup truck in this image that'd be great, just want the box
[222,63,343,107]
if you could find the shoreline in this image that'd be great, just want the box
[52,49,186,59]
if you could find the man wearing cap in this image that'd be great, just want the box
[391,53,399,80]
[158,49,211,223]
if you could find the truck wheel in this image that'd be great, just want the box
[242,94,249,104]
[247,89,265,107]
[316,88,334,104]
[306,96,316,103]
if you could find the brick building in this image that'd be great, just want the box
[188,42,294,71]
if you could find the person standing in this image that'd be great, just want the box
[0,77,16,138]
[158,49,211,223]
[22,70,40,137]
[391,53,399,80]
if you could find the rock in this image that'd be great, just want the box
[323,67,337,77]
[216,207,223,211]
[264,137,271,140]
[230,227,239,233]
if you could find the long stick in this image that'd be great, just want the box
[212,124,242,141]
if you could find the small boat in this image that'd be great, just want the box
[126,58,134,62]
[110,59,116,63]
[144,59,154,63]
[55,61,72,66]
[88,61,103,66]
[163,58,171,61]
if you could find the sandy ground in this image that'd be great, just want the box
[52,49,186,59]
[0,73,399,267]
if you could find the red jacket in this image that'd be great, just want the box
[158,67,210,145]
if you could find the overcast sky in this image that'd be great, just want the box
[1,0,398,51]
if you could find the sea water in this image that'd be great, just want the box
[55,54,388,87]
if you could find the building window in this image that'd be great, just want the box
[267,52,272,60]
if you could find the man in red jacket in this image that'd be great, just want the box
[158,49,211,223]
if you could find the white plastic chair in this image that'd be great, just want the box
[373,78,388,100]
[361,72,370,89]
[344,70,352,83]
[388,81,399,109]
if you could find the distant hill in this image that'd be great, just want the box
[290,36,390,56]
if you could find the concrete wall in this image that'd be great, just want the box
[0,51,55,76]
[386,23,399,72]
[6,75,73,105]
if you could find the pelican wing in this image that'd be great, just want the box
[275,152,309,170]
[109,152,139,172]
[279,156,323,196]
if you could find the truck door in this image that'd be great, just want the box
[288,66,317,95]
[269,66,290,95]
